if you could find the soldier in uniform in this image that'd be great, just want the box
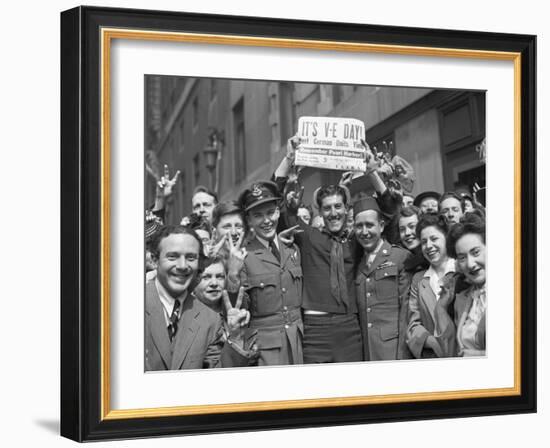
[353,197,412,360]
[228,181,304,366]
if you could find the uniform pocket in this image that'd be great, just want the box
[373,265,399,302]
[379,324,399,341]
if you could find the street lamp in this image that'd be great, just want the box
[203,127,225,194]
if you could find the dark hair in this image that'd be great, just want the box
[149,225,204,267]
[316,185,349,209]
[415,212,448,239]
[399,205,420,220]
[446,213,486,258]
[439,191,464,212]
[192,185,218,204]
[212,201,246,229]
[186,212,212,236]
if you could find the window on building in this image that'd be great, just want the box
[332,85,344,106]
[179,170,186,217]
[233,98,246,184]
[178,117,185,154]
[279,82,296,142]
[192,96,199,129]
[193,153,200,187]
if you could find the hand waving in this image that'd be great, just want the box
[286,185,304,211]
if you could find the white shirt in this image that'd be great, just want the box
[423,258,456,299]
[155,278,187,326]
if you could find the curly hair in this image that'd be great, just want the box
[415,212,448,239]
[446,213,486,259]
[315,184,349,209]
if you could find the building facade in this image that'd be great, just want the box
[145,76,485,224]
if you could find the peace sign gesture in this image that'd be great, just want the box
[226,232,247,278]
[156,164,180,200]
[222,287,250,340]
[208,233,228,258]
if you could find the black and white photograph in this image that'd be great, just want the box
[143,76,487,371]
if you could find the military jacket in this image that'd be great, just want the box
[355,240,412,361]
[240,236,304,365]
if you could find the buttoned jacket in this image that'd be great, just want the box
[240,236,304,363]
[355,240,412,360]
[145,281,250,371]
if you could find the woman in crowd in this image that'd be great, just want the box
[397,205,429,275]
[435,214,486,357]
[406,213,455,358]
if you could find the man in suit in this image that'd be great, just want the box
[226,181,303,366]
[353,197,412,361]
[145,225,255,371]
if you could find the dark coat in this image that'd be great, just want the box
[286,216,360,314]
[355,240,412,360]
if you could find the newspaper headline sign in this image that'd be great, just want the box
[295,116,367,171]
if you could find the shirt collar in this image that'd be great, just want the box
[256,235,278,250]
[155,278,187,319]
[423,258,456,280]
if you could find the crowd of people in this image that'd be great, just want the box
[144,135,487,370]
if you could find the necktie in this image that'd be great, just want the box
[167,299,181,342]
[269,239,281,263]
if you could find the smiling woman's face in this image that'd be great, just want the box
[198,262,226,304]
[455,233,486,286]
[420,225,447,267]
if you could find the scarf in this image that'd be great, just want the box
[322,227,351,310]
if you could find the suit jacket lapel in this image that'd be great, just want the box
[171,296,200,370]
[145,282,172,368]
[418,277,437,326]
